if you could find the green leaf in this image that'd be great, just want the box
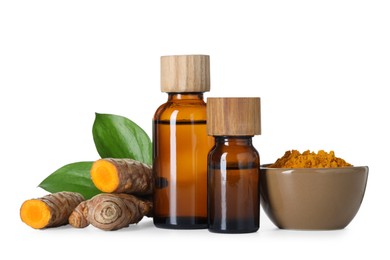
[38,162,100,199]
[92,113,152,165]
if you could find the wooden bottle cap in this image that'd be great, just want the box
[161,55,210,93]
[207,97,261,136]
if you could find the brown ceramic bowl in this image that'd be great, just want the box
[260,165,368,230]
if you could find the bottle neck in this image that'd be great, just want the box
[167,93,204,101]
[214,136,254,146]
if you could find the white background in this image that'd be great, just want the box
[1,0,389,259]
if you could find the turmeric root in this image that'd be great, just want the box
[68,193,152,231]
[90,158,153,195]
[67,201,89,228]
[20,191,84,229]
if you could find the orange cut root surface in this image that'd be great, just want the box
[91,159,120,192]
[20,199,51,229]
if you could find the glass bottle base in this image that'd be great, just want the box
[153,216,208,229]
[208,218,259,233]
[208,227,259,234]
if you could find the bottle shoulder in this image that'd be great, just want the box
[154,100,207,121]
[209,144,259,157]
[208,144,260,167]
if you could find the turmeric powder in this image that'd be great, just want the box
[90,158,152,195]
[269,150,352,168]
[68,193,152,231]
[20,191,85,229]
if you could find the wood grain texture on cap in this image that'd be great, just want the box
[161,55,210,93]
[207,97,261,136]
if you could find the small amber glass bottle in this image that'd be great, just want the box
[153,55,214,229]
[207,97,261,233]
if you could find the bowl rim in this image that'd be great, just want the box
[260,164,369,171]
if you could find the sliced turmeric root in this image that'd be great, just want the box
[20,191,84,229]
[90,158,153,195]
[68,193,152,231]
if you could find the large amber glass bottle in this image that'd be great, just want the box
[153,55,214,229]
[207,98,261,233]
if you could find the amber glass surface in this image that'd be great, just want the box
[153,93,214,229]
[208,136,260,233]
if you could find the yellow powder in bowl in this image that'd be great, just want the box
[269,150,352,168]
